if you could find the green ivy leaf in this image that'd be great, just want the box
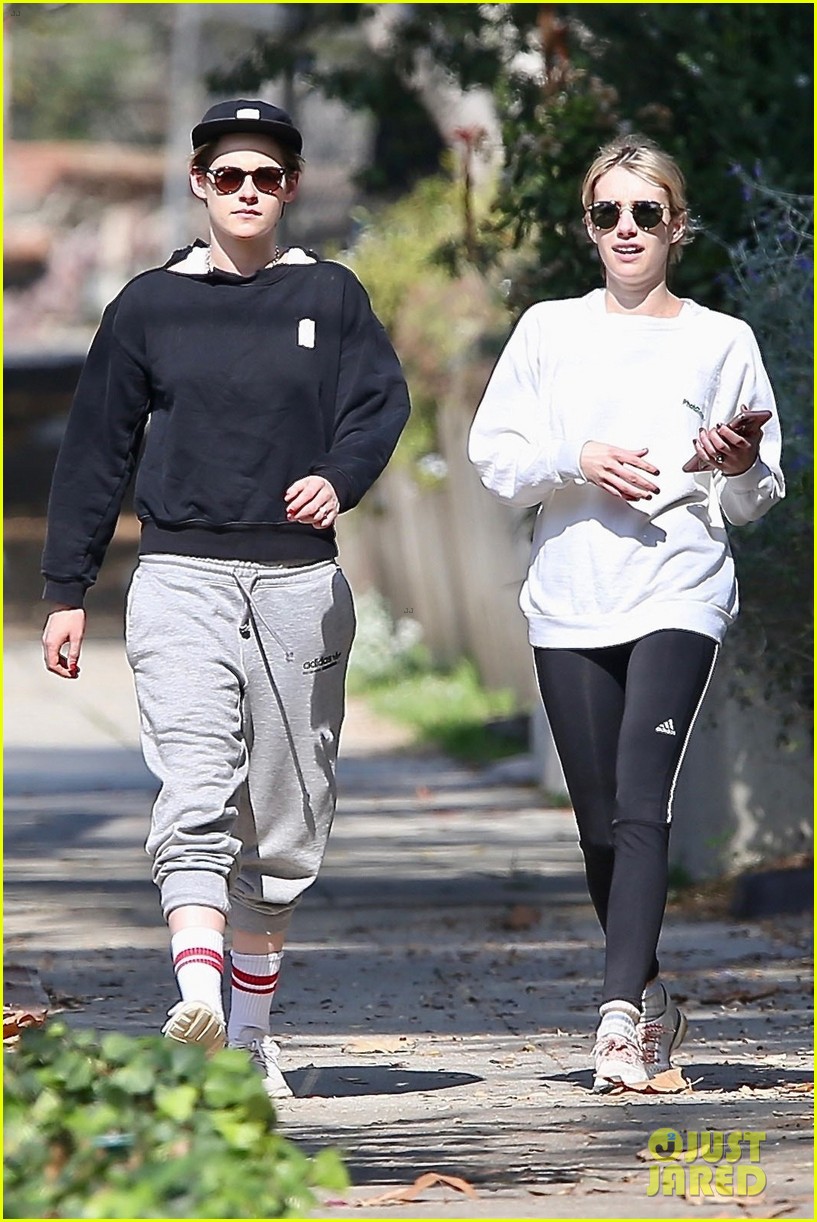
[108,1060,155,1095]
[154,1083,198,1123]
[309,1146,351,1190]
[5,1023,346,1217]
[100,1031,139,1063]
[209,1109,265,1151]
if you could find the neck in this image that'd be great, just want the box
[603,279,683,318]
[208,233,282,276]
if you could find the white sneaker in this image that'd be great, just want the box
[229,1027,293,1100]
[162,1000,226,1053]
[592,1007,648,1093]
[638,985,688,1077]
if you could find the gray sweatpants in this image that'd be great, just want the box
[125,554,355,934]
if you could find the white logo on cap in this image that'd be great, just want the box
[235,107,261,120]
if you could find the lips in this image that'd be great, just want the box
[233,209,261,216]
[612,244,644,255]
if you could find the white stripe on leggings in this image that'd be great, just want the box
[665,643,719,825]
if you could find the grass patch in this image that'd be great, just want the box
[360,659,524,764]
[346,591,525,764]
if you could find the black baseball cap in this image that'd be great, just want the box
[191,99,303,155]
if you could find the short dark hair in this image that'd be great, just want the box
[190,139,303,177]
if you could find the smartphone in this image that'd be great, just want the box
[682,407,772,473]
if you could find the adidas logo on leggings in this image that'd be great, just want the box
[655,719,677,736]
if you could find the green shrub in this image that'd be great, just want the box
[364,658,521,764]
[4,1021,347,1219]
[348,594,521,764]
[348,589,429,690]
[722,177,813,715]
[345,173,509,472]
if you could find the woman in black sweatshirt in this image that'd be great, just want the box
[41,99,410,1097]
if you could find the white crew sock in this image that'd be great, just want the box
[227,950,283,1043]
[170,927,225,1018]
[642,977,668,1020]
[598,999,641,1038]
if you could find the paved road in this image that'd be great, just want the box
[4,639,813,1219]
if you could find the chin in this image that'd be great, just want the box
[225,226,273,243]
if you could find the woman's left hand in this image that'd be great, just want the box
[693,422,759,476]
[285,475,340,527]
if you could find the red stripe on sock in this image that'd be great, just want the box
[174,946,224,964]
[174,947,224,972]
[230,965,280,989]
[231,978,277,994]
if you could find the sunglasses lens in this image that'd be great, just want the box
[589,202,619,230]
[589,201,666,230]
[633,202,665,229]
[209,167,286,194]
[212,168,244,194]
[253,167,285,193]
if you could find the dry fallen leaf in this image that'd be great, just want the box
[3,1004,48,1040]
[501,904,542,931]
[607,1068,690,1095]
[636,1140,700,1164]
[342,1036,415,1054]
[358,1172,477,1207]
[734,1079,813,1098]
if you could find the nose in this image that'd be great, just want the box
[616,205,638,236]
[238,172,259,202]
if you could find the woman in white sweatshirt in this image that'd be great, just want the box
[468,134,784,1093]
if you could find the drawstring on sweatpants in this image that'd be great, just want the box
[233,574,294,662]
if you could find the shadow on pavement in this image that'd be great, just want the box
[288,1064,482,1098]
[543,1064,814,1094]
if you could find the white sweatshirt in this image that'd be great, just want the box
[468,289,785,648]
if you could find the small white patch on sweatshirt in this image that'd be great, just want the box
[298,318,316,348]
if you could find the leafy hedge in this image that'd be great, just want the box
[4,1021,347,1219]
[722,178,813,715]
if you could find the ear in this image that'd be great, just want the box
[282,171,301,205]
[669,211,687,246]
[189,168,208,202]
[584,212,599,246]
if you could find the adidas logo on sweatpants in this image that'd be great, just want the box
[655,719,677,736]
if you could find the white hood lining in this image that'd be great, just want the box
[167,245,317,275]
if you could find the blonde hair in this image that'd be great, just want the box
[581,134,693,262]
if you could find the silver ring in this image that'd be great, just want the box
[715,454,725,464]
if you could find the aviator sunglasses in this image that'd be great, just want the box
[201,165,288,195]
[588,200,669,231]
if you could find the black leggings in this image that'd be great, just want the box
[534,630,718,1009]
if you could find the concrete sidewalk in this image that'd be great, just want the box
[4,639,813,1219]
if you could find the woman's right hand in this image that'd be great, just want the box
[579,442,661,502]
[42,607,86,678]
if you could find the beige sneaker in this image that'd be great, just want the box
[162,1000,226,1053]
[229,1027,293,1100]
[638,985,688,1077]
[592,1005,648,1093]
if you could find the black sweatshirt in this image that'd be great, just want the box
[42,243,410,606]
